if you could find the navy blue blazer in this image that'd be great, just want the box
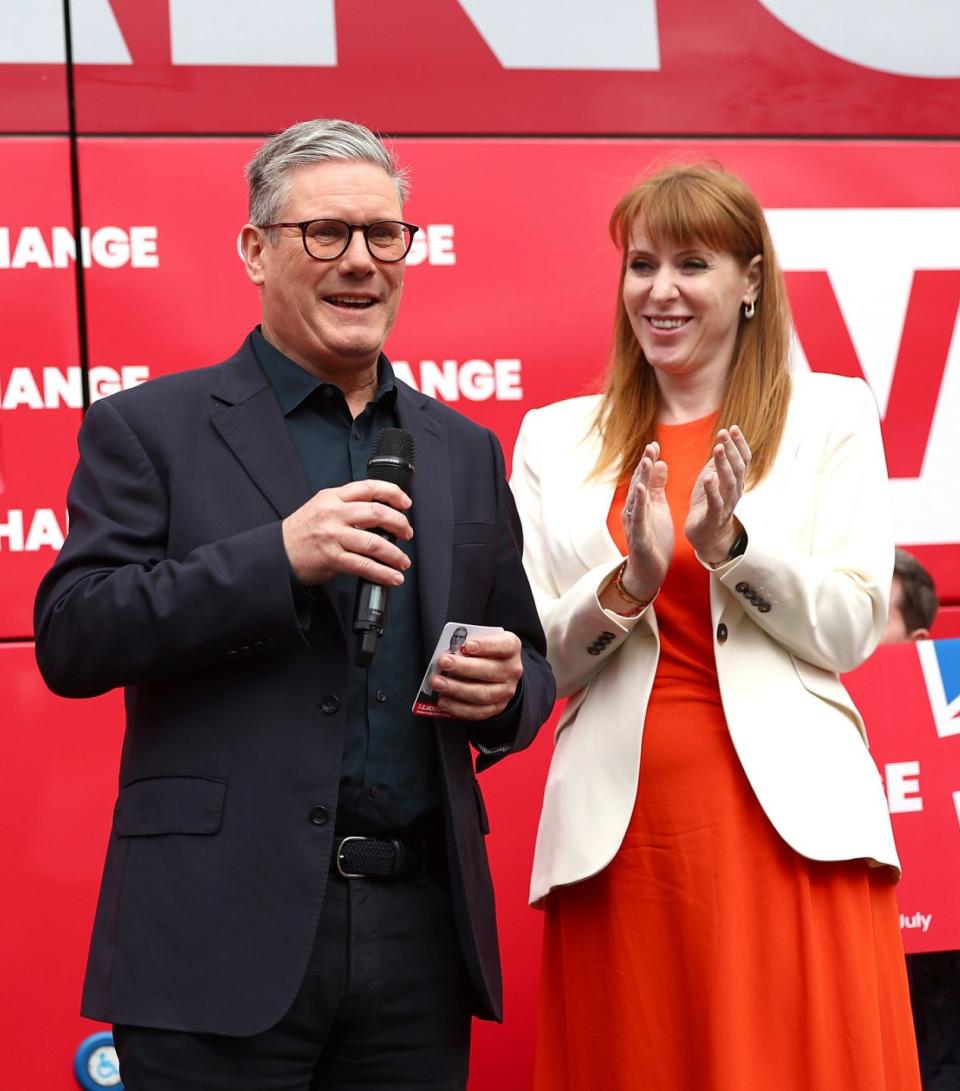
[34,334,554,1035]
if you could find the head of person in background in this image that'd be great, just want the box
[881,548,938,644]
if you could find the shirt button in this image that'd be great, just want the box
[375,689,388,703]
[319,695,341,715]
[716,623,728,644]
[309,806,330,826]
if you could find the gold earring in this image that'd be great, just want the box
[743,299,756,319]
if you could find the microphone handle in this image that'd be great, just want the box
[354,581,389,668]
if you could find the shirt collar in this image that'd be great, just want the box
[252,326,397,415]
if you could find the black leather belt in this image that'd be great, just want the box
[332,832,445,880]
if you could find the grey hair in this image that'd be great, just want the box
[246,118,409,231]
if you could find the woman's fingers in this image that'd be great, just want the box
[702,472,725,516]
[728,425,752,467]
[624,443,662,519]
[714,443,738,501]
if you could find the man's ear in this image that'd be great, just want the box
[240,224,267,286]
[908,627,932,642]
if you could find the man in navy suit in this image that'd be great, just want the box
[34,119,554,1091]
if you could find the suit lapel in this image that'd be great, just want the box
[209,337,313,518]
[396,382,452,652]
[562,406,622,573]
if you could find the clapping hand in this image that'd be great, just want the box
[684,426,751,564]
[619,441,673,602]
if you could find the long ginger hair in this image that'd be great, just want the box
[592,164,792,486]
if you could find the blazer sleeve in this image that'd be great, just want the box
[707,376,894,673]
[34,395,307,698]
[471,428,556,770]
[510,406,653,699]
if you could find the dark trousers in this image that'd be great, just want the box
[114,872,473,1090]
[907,950,960,1091]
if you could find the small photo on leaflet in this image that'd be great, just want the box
[413,622,504,718]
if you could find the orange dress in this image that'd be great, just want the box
[533,413,920,1091]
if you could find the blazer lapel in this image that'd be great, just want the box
[396,382,452,652]
[209,337,313,518]
[563,409,623,573]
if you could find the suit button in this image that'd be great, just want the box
[309,806,329,825]
[735,582,749,593]
[716,623,728,644]
[375,689,387,703]
[319,695,341,715]
[758,602,771,613]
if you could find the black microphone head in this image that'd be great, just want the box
[367,428,415,491]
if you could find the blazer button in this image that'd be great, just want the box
[735,582,750,594]
[758,602,772,613]
[716,623,728,644]
[375,689,388,703]
[309,806,329,826]
[319,695,341,715]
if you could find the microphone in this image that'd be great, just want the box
[353,427,416,667]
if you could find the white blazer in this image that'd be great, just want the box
[510,371,899,906]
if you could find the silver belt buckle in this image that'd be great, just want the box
[336,835,367,878]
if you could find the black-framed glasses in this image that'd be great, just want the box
[260,218,419,262]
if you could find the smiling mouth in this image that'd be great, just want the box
[646,316,691,330]
[325,295,377,309]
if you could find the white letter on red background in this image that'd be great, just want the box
[757,0,960,78]
[169,0,335,66]
[0,0,131,63]
[885,761,924,814]
[456,0,659,70]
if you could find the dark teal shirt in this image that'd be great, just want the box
[253,328,440,832]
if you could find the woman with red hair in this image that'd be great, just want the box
[512,164,919,1090]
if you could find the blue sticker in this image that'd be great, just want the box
[73,1031,123,1089]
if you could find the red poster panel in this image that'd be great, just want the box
[0,644,121,1090]
[844,640,960,954]
[51,0,959,136]
[0,139,80,639]
[76,137,960,601]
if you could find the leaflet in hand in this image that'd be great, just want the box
[412,622,504,718]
